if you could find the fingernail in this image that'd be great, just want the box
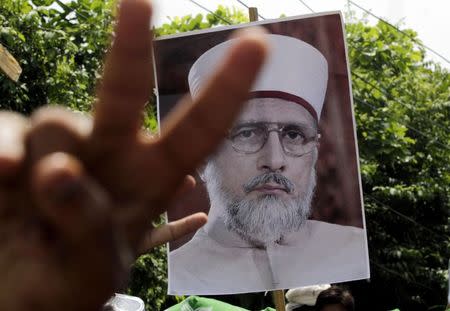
[0,139,23,159]
[229,27,269,72]
[237,26,269,38]
[0,124,26,160]
[0,121,26,176]
[33,153,85,204]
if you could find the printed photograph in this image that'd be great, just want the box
[154,11,370,295]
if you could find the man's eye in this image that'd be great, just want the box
[283,129,305,141]
[231,126,260,141]
[239,129,255,138]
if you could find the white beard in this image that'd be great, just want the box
[203,158,316,247]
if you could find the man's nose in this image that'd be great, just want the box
[256,132,287,172]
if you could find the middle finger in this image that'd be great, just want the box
[143,28,268,201]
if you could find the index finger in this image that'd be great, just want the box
[93,0,153,142]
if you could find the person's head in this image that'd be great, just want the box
[286,284,331,311]
[202,97,318,246]
[315,286,354,311]
[189,34,328,246]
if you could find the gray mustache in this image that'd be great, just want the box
[243,172,295,194]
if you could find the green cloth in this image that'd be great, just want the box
[165,296,276,311]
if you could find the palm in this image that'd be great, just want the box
[0,190,122,311]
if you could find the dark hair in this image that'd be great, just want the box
[315,286,354,311]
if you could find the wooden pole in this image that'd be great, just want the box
[248,7,286,311]
[273,289,286,311]
[0,43,22,82]
[248,7,258,23]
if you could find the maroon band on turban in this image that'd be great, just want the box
[249,91,318,122]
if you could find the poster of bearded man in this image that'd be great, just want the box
[154,11,370,295]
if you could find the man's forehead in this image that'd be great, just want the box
[236,98,316,125]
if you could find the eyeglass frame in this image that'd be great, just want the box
[227,121,320,157]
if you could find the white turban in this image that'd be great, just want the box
[188,34,328,121]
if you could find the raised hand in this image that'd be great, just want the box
[0,0,267,310]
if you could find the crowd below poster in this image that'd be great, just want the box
[154,11,370,295]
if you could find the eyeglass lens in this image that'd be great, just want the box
[229,122,317,156]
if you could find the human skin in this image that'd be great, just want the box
[0,0,268,310]
[210,98,317,203]
[202,98,319,245]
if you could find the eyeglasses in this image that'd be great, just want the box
[228,122,319,157]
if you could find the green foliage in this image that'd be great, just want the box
[1,2,448,310]
[346,18,449,310]
[154,5,248,37]
[127,246,175,311]
[143,100,158,133]
[126,217,179,310]
[0,0,114,113]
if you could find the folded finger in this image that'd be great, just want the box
[173,175,196,200]
[31,152,130,304]
[138,212,207,253]
[30,152,111,241]
[28,107,91,164]
[93,0,153,143]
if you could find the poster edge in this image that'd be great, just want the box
[155,10,343,41]
[338,11,371,278]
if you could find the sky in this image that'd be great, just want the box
[152,0,450,69]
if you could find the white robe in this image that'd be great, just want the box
[168,219,369,295]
